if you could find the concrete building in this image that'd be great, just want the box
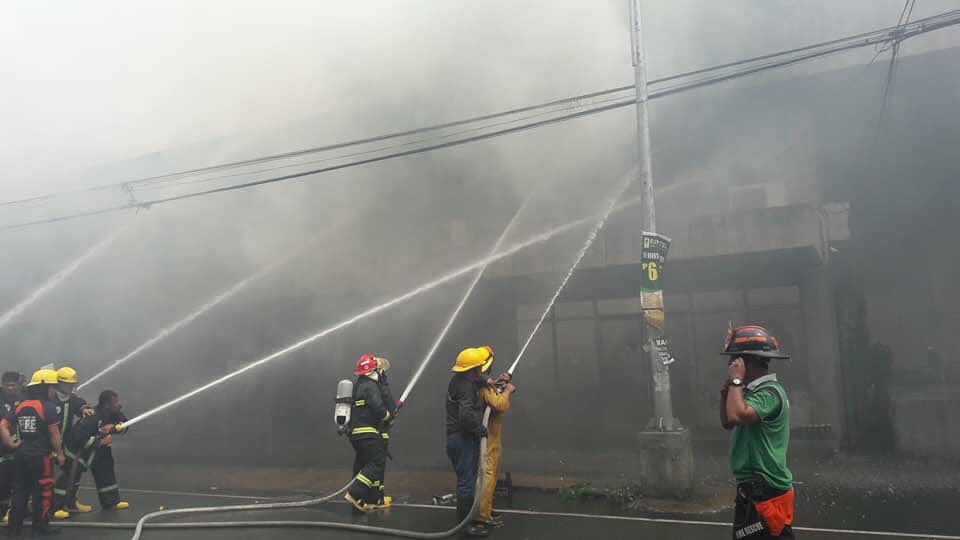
[456,45,960,460]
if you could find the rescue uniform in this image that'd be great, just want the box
[0,396,22,517]
[346,376,393,506]
[6,399,59,536]
[730,374,795,539]
[54,408,127,510]
[54,394,91,447]
[477,385,510,524]
[445,373,487,505]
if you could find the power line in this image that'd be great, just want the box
[9,7,958,211]
[0,86,635,208]
[3,8,959,231]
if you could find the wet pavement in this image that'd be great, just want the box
[27,487,959,540]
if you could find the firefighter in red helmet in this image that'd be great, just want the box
[720,324,795,539]
[344,354,397,512]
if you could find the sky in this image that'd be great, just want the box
[2,0,959,203]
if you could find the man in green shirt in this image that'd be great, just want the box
[720,325,795,539]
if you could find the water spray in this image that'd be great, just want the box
[79,234,324,391]
[0,224,127,333]
[80,275,257,391]
[120,194,645,429]
[509,169,636,376]
[398,191,535,404]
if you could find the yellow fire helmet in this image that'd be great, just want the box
[27,368,59,387]
[479,346,495,374]
[57,366,78,384]
[452,347,491,373]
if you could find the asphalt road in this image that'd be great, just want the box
[16,487,956,540]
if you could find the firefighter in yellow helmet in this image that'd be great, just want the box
[51,366,94,518]
[5,369,64,536]
[476,346,515,530]
[445,347,492,538]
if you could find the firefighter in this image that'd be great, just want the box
[0,372,23,522]
[720,325,795,539]
[476,346,516,530]
[344,354,396,512]
[446,347,491,538]
[51,366,93,518]
[5,369,65,537]
[54,389,129,514]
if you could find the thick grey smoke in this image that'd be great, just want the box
[0,7,958,526]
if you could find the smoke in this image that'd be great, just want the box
[0,2,958,513]
[0,223,127,333]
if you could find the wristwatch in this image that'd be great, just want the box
[730,377,744,387]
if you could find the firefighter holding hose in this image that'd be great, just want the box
[54,389,129,515]
[720,325,795,539]
[345,354,396,512]
[446,347,492,538]
[477,346,515,531]
[51,366,94,518]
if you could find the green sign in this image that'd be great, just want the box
[641,232,674,366]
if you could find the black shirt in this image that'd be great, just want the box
[67,407,127,454]
[445,373,487,438]
[349,376,393,439]
[12,400,59,457]
[1,395,22,457]
[55,394,91,443]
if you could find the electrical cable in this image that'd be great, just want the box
[4,8,958,230]
[0,86,634,208]
[129,93,634,194]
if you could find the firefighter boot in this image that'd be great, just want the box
[66,500,92,513]
[52,510,69,520]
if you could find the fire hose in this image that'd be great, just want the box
[72,408,491,540]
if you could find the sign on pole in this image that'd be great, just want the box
[641,232,674,366]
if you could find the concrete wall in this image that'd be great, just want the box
[892,396,960,456]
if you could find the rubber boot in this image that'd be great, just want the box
[66,499,92,513]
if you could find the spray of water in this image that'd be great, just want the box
[79,234,325,391]
[0,225,127,333]
[123,193,646,428]
[398,191,535,403]
[80,275,257,391]
[509,169,637,375]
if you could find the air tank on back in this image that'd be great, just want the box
[334,379,354,435]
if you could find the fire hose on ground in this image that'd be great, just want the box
[37,408,490,539]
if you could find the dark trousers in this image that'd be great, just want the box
[0,459,14,516]
[8,455,54,536]
[348,436,387,504]
[53,446,120,510]
[733,478,795,539]
[446,433,480,502]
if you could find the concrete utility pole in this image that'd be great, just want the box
[629,0,679,432]
[629,0,693,498]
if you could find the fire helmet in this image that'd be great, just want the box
[479,346,495,374]
[355,354,379,376]
[452,347,491,373]
[57,366,78,384]
[721,324,790,360]
[26,369,59,387]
